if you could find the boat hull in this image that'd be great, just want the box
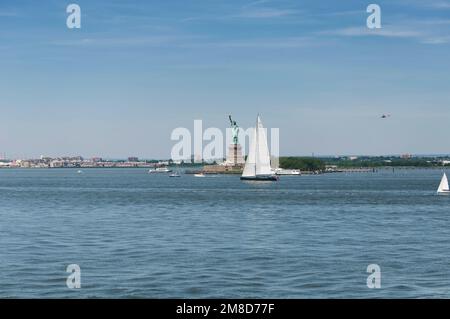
[437,191,450,195]
[240,175,279,181]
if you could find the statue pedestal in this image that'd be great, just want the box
[225,144,245,166]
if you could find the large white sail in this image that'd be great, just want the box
[242,115,273,178]
[255,116,273,176]
[242,127,257,177]
[437,173,449,193]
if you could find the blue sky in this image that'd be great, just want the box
[1,0,450,158]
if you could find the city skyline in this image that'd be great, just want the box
[1,0,450,158]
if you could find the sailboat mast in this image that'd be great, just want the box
[255,115,258,176]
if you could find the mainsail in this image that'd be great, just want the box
[255,116,273,176]
[437,173,449,193]
[242,115,273,178]
[242,126,256,177]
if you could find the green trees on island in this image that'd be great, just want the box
[322,157,436,168]
[279,157,325,171]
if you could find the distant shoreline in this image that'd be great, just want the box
[1,166,448,171]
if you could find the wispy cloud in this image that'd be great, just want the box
[319,22,450,45]
[51,32,324,51]
[50,35,202,48]
[419,19,450,25]
[429,0,450,9]
[234,0,300,19]
[421,36,450,44]
[406,0,450,9]
[318,10,364,17]
[321,26,423,39]
[181,1,299,22]
[194,36,318,49]
[0,10,19,17]
[233,8,299,18]
[242,0,272,9]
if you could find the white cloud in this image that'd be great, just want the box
[419,19,450,25]
[50,35,202,47]
[238,0,299,17]
[204,37,317,49]
[242,0,272,9]
[0,10,18,17]
[319,24,450,45]
[320,26,423,38]
[429,0,450,9]
[234,8,298,18]
[421,36,450,44]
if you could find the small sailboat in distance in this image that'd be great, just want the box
[169,171,181,177]
[437,173,450,195]
[241,115,278,181]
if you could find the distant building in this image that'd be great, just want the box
[128,157,139,162]
[92,157,103,162]
[401,154,413,159]
[50,161,64,168]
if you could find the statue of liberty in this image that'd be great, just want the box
[225,115,245,166]
[229,115,239,145]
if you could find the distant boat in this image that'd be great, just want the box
[169,172,181,177]
[194,173,206,177]
[77,170,83,174]
[273,168,300,176]
[241,115,278,181]
[148,167,172,174]
[437,173,450,195]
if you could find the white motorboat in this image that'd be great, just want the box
[273,168,300,176]
[148,167,172,174]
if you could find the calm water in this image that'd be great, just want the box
[1,168,450,298]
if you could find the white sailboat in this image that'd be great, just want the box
[169,171,181,177]
[241,115,278,181]
[437,173,450,195]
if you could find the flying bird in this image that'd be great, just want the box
[381,114,391,119]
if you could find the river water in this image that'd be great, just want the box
[1,168,449,298]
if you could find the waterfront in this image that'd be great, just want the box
[1,168,450,298]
